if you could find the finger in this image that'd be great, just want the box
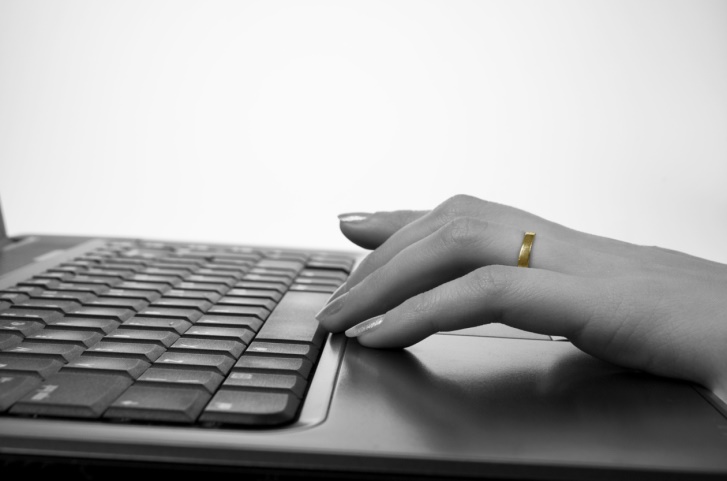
[318,217,593,333]
[343,265,600,349]
[334,195,574,301]
[338,210,427,250]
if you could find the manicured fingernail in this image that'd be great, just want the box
[315,291,349,322]
[345,315,384,338]
[338,212,371,223]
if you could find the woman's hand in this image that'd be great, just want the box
[315,195,727,403]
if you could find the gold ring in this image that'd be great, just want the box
[517,232,536,268]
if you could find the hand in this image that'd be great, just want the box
[315,195,727,403]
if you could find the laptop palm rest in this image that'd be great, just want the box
[324,334,727,478]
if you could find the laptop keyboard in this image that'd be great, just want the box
[0,241,353,427]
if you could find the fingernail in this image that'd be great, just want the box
[345,315,385,338]
[338,212,371,223]
[315,291,349,322]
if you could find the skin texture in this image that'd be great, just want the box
[315,195,727,404]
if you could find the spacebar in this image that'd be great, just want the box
[255,291,330,347]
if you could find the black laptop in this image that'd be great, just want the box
[1,196,726,480]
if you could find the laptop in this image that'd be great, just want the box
[1,195,726,480]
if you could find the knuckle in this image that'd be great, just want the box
[434,194,479,221]
[470,265,513,298]
[440,217,485,250]
[408,291,439,315]
[400,293,441,333]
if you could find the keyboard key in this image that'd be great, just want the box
[103,260,148,270]
[85,297,149,311]
[184,326,255,344]
[0,292,30,304]
[123,248,171,259]
[52,317,119,334]
[293,277,342,287]
[0,375,42,411]
[137,307,202,323]
[11,299,80,313]
[224,371,306,398]
[243,274,293,285]
[155,258,203,267]
[150,298,212,312]
[194,269,243,280]
[18,278,60,290]
[226,288,282,302]
[26,330,102,347]
[184,275,236,287]
[306,259,353,273]
[164,290,221,303]
[2,286,44,296]
[234,355,312,378]
[3,342,83,362]
[35,272,74,281]
[115,282,169,294]
[102,289,160,302]
[256,259,304,273]
[55,283,108,295]
[246,341,319,362]
[86,342,164,362]
[126,274,180,285]
[169,338,245,358]
[196,315,263,332]
[140,267,192,276]
[216,296,276,311]
[207,305,270,320]
[0,309,63,325]
[209,260,254,270]
[0,356,64,379]
[155,352,234,375]
[266,252,308,263]
[311,253,353,263]
[289,284,337,293]
[176,282,228,295]
[81,268,135,278]
[66,275,122,286]
[298,269,348,282]
[34,290,97,303]
[235,281,287,293]
[213,253,260,263]
[138,368,223,393]
[201,390,300,426]
[248,267,295,279]
[66,307,135,322]
[131,244,173,254]
[0,318,45,336]
[105,385,211,423]
[0,332,23,350]
[11,372,132,418]
[256,291,329,346]
[122,317,191,334]
[200,263,248,274]
[105,329,179,347]
[65,356,150,379]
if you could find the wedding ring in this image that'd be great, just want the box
[517,232,536,268]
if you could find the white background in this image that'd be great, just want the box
[1,1,726,262]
